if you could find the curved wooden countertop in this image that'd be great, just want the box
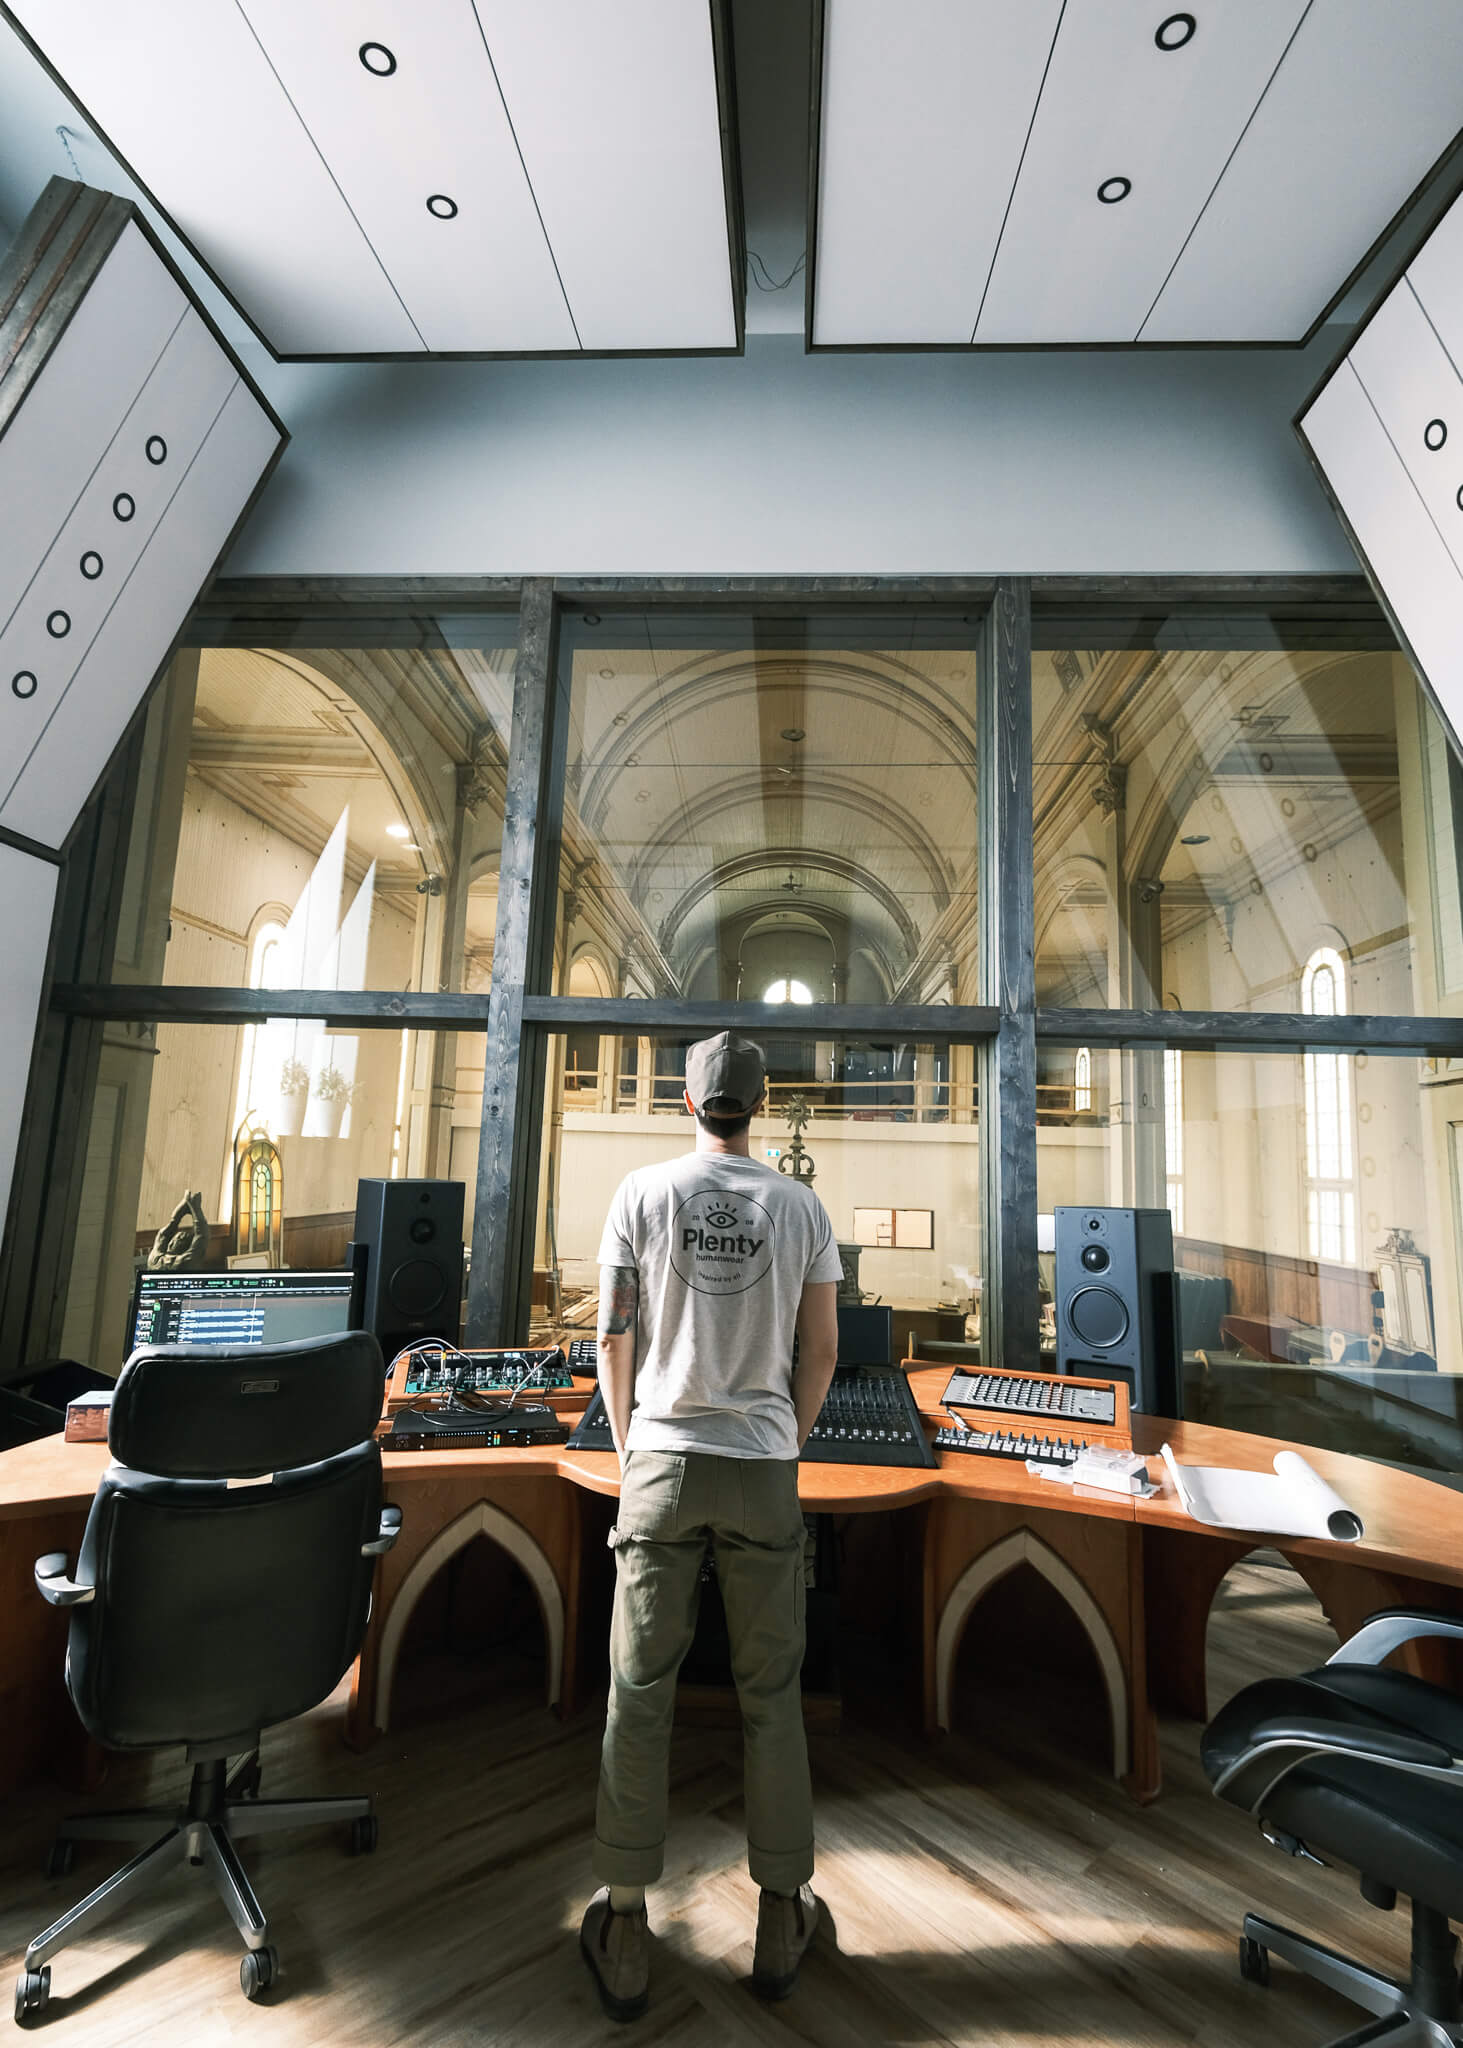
[1,1370,1460,1585]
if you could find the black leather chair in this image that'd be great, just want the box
[1203,1608,1463,2046]
[14,1330,400,2024]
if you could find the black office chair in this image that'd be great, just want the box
[1203,1608,1463,2045]
[14,1330,400,2023]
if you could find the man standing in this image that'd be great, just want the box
[580,1031,841,2021]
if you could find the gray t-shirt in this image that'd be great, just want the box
[597,1152,844,1460]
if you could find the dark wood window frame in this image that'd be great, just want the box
[13,570,1463,1378]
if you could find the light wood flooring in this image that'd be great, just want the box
[0,1557,1419,2046]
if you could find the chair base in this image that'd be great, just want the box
[1242,1902,1463,2048]
[18,1754,374,2015]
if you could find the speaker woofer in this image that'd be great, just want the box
[1068,1284,1129,1349]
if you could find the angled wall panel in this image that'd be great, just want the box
[1300,181,1463,758]
[0,178,285,1249]
[0,846,59,1244]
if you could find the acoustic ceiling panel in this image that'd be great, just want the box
[4,0,738,359]
[1144,0,1463,342]
[1299,183,1463,760]
[974,0,1306,345]
[810,0,1062,347]
[0,196,284,848]
[3,0,421,355]
[812,0,1463,348]
[477,0,737,351]
[235,0,576,354]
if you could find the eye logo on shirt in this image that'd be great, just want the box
[671,1188,776,1295]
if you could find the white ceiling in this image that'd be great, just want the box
[812,0,1463,348]
[4,0,739,359]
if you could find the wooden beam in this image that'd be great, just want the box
[980,579,1038,1377]
[468,581,566,1345]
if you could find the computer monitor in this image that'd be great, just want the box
[128,1270,355,1354]
[836,1302,893,1369]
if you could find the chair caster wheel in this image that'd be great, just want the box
[44,1839,75,1880]
[348,1814,378,1856]
[14,1966,50,2023]
[1238,1936,1270,1986]
[239,1946,278,2002]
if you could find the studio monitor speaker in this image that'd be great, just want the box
[351,1178,465,1355]
[1053,1205,1179,1416]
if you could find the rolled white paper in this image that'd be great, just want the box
[1160,1443,1364,1543]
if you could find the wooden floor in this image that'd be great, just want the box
[0,1557,1418,2046]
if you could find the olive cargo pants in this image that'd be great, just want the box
[592,1449,813,1893]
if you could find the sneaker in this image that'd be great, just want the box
[580,1887,650,2023]
[751,1883,819,2001]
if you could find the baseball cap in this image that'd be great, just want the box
[684,1031,766,1116]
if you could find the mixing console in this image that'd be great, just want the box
[803,1367,936,1466]
[394,1346,572,1398]
[566,1368,936,1468]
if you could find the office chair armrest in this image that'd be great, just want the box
[361,1505,402,1557]
[1327,1609,1463,1667]
[1214,1713,1459,1813]
[34,1551,95,1607]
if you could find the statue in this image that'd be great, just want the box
[147,1189,210,1271]
[777,1092,817,1186]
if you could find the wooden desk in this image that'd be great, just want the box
[3,1385,1462,1816]
[1133,1416,1463,1739]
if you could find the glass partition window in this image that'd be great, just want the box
[1033,639,1457,1017]
[552,613,980,1005]
[527,1031,981,1352]
[61,1021,484,1373]
[113,618,516,1001]
[1036,1043,1463,1477]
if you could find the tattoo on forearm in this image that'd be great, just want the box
[598,1265,639,1337]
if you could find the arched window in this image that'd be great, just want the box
[763,977,813,1004]
[1301,946,1356,1264]
[1074,1047,1092,1114]
[223,921,287,1222]
[1164,1048,1184,1235]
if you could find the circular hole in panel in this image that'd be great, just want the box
[11,671,37,699]
[46,610,70,638]
[1155,12,1197,49]
[359,40,396,75]
[80,551,103,579]
[145,435,167,464]
[1425,418,1447,452]
[426,194,459,220]
[1097,176,1132,204]
[112,492,135,522]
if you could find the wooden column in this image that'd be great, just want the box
[467,583,568,1345]
[978,579,1038,1374]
